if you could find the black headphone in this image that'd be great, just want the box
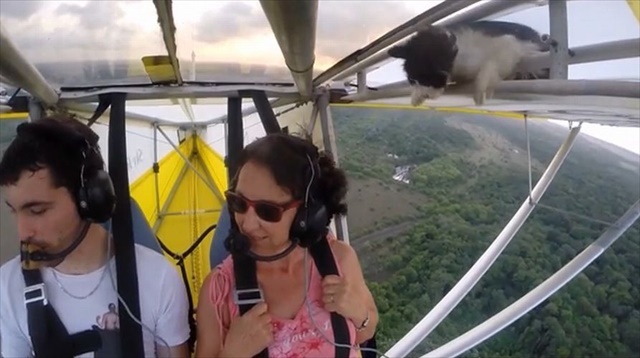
[75,140,116,223]
[290,153,329,248]
[225,152,329,259]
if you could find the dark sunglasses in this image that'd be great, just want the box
[225,191,301,222]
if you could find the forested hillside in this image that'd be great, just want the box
[330,105,640,357]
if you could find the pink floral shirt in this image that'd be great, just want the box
[208,237,360,357]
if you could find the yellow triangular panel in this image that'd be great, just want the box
[129,134,228,305]
[628,0,640,23]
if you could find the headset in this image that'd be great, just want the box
[225,152,329,260]
[75,139,117,224]
[290,153,329,248]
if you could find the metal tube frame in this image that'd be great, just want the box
[58,84,303,104]
[549,0,569,79]
[162,209,220,217]
[177,98,196,123]
[259,0,318,98]
[205,97,298,126]
[156,126,224,202]
[27,98,44,121]
[421,200,640,358]
[316,89,351,243]
[149,123,227,235]
[306,102,320,135]
[385,124,582,357]
[518,38,640,78]
[152,0,203,124]
[356,72,367,95]
[152,152,193,233]
[0,25,58,106]
[153,0,182,85]
[153,124,162,223]
[66,102,198,128]
[344,78,640,102]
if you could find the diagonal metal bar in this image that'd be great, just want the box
[156,126,221,197]
[203,97,299,125]
[316,90,350,243]
[177,98,196,122]
[259,0,318,98]
[64,102,189,128]
[386,124,582,357]
[153,0,182,85]
[152,152,192,234]
[153,0,198,123]
[422,200,640,358]
[0,25,58,106]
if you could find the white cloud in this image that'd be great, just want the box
[1,0,638,154]
[1,0,428,76]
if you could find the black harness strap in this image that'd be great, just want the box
[306,237,352,358]
[308,238,378,358]
[231,251,269,358]
[108,93,145,357]
[230,236,352,358]
[22,269,101,358]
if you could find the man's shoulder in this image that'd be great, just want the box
[0,256,24,307]
[0,255,22,285]
[134,244,174,271]
[133,244,181,284]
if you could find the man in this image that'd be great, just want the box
[0,114,190,357]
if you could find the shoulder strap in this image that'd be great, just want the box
[231,252,269,358]
[230,236,353,358]
[360,334,379,358]
[22,268,102,358]
[307,237,352,358]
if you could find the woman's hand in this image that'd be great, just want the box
[220,302,273,357]
[321,275,368,327]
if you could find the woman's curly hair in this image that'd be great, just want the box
[232,132,348,219]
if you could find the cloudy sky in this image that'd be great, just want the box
[1,0,639,160]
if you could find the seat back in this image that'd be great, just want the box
[101,198,163,254]
[209,203,231,268]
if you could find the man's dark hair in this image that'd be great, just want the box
[0,114,105,200]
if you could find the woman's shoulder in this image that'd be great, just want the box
[202,256,236,306]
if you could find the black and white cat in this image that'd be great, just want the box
[388,21,566,106]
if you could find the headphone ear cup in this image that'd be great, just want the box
[79,170,116,223]
[291,200,329,248]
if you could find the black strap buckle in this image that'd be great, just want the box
[233,288,264,306]
[24,283,48,306]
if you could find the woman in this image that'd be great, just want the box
[195,133,378,357]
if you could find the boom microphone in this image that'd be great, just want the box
[20,222,91,270]
[246,239,299,262]
[225,228,300,262]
